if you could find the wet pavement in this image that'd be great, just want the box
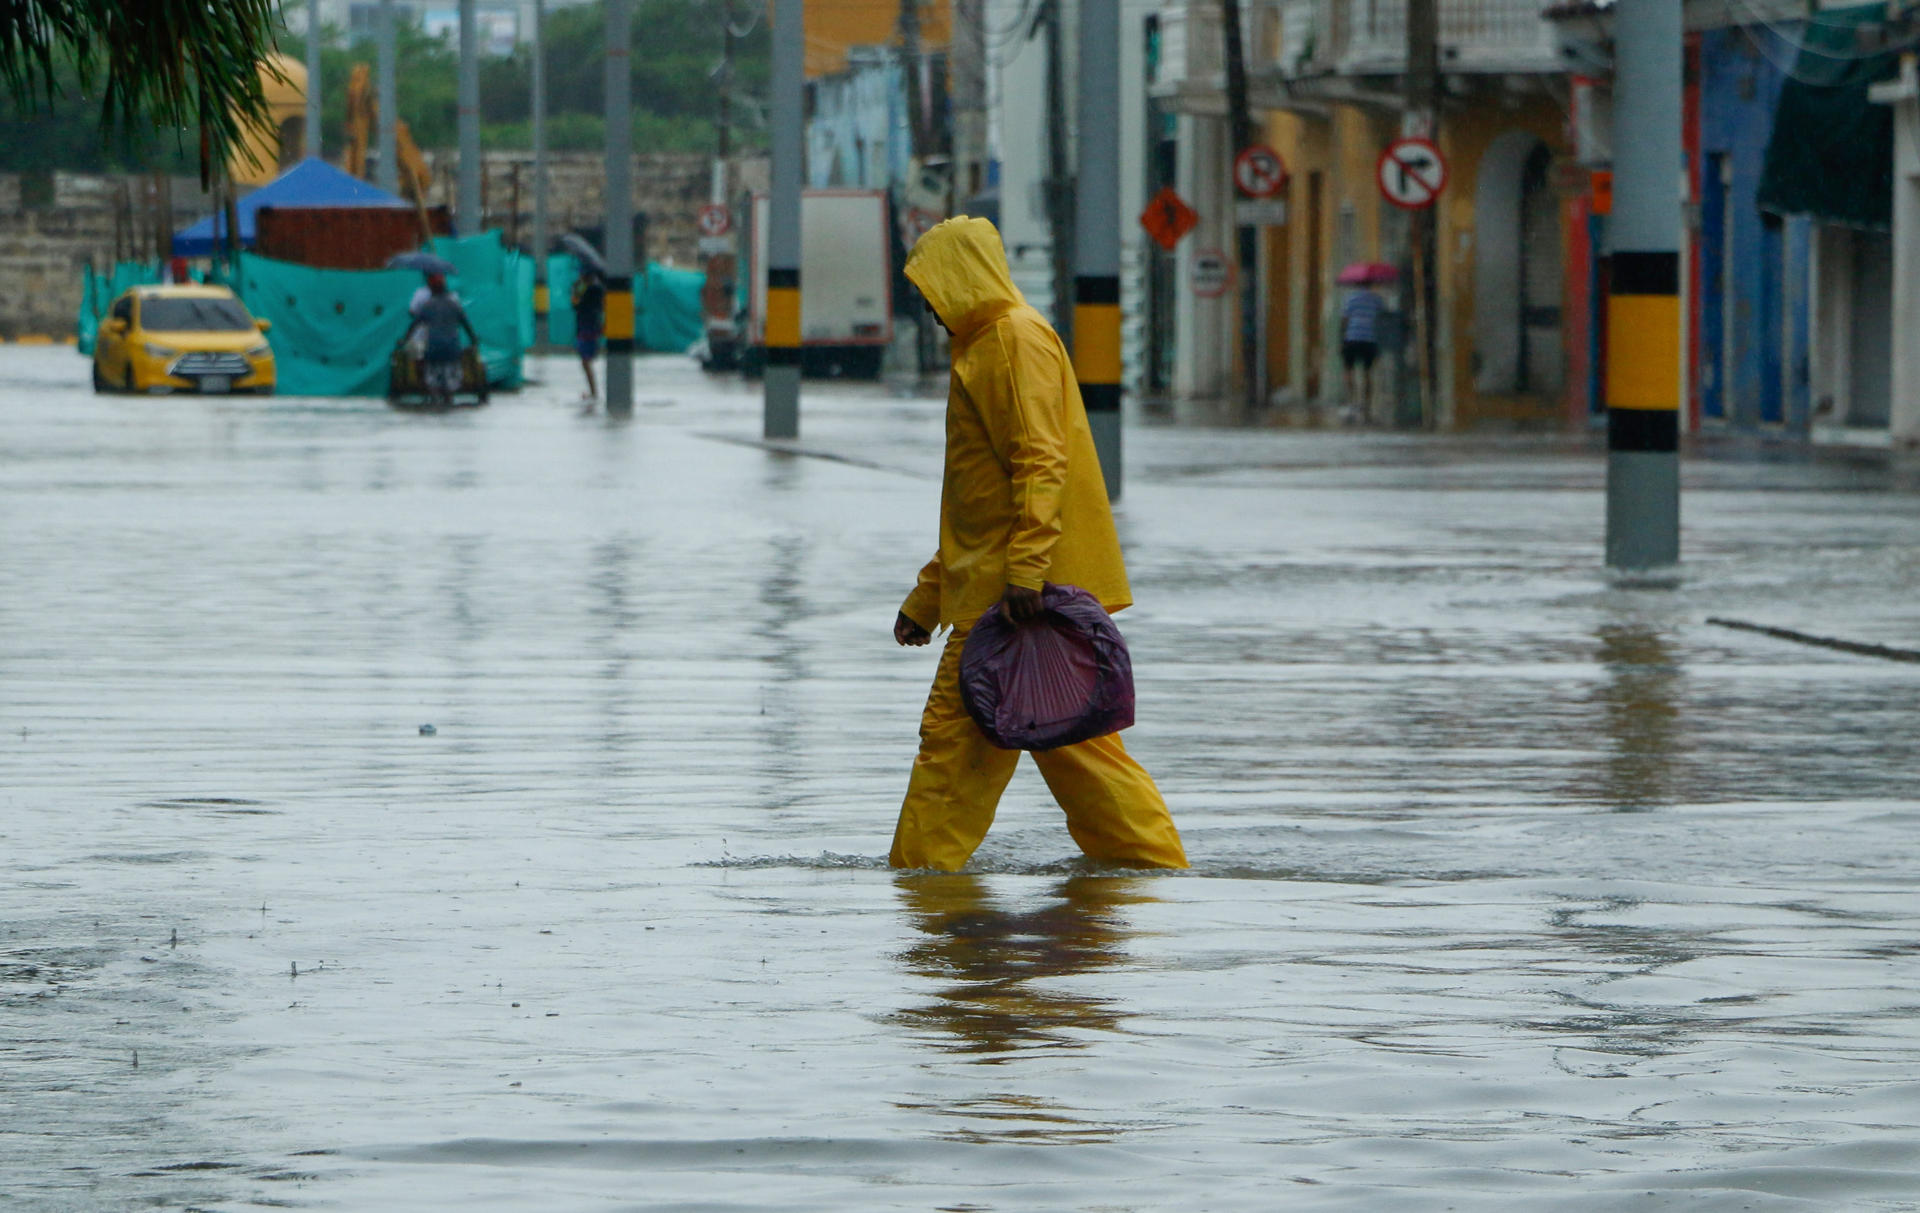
[3,344,1918,1211]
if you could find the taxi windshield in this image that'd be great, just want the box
[141,297,254,332]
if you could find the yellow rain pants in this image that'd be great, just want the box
[889,622,1188,872]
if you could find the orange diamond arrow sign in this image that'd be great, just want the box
[1140,186,1199,252]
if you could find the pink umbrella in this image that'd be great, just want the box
[1337,261,1399,286]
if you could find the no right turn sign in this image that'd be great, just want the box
[1377,137,1449,210]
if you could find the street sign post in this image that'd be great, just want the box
[1192,247,1233,298]
[1233,144,1287,199]
[1377,136,1448,210]
[1140,186,1199,252]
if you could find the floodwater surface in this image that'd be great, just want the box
[3,346,1918,1210]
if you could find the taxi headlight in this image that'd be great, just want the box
[246,342,272,358]
[142,343,175,359]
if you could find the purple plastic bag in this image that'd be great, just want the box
[959,583,1136,752]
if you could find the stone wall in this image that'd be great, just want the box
[0,173,209,340]
[427,151,770,269]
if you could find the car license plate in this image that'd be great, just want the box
[201,375,230,394]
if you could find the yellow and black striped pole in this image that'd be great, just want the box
[603,0,633,414]
[763,0,802,439]
[1073,0,1122,499]
[1604,0,1681,570]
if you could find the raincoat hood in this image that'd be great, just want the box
[904,216,1026,339]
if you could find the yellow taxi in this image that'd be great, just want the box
[91,284,275,395]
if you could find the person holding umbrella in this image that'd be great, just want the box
[562,234,609,405]
[1336,261,1395,421]
[571,266,606,404]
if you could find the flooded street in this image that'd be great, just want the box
[3,344,1918,1211]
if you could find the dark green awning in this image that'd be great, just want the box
[1756,4,1898,231]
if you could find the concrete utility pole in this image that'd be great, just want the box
[306,0,322,160]
[1075,0,1122,499]
[605,0,635,415]
[1040,0,1073,345]
[376,0,398,194]
[1403,0,1439,427]
[764,0,803,440]
[458,0,482,232]
[532,0,550,352]
[1604,0,1683,570]
[1221,0,1259,407]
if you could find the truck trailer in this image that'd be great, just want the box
[730,188,893,380]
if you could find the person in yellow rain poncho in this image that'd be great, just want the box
[890,216,1187,872]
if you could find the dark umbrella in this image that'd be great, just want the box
[387,251,457,275]
[561,233,607,275]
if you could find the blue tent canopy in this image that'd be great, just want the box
[172,158,409,257]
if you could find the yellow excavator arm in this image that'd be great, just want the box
[344,63,438,241]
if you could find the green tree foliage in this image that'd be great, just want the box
[3,0,766,173]
[477,0,770,151]
[0,0,280,180]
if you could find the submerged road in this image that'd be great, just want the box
[3,346,1918,1210]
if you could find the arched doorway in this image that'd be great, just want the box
[1473,132,1564,400]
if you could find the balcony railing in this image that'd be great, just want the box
[1151,0,1563,103]
[1280,0,1563,76]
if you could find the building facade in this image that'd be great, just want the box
[1149,0,1578,426]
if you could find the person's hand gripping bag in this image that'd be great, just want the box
[959,583,1136,751]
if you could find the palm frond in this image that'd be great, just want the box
[0,0,282,183]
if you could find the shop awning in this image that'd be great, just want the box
[1756,3,1898,230]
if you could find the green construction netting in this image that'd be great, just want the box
[232,232,528,396]
[77,261,162,355]
[1757,3,1897,230]
[540,254,706,353]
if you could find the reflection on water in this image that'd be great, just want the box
[889,874,1153,1059]
[1594,624,1683,810]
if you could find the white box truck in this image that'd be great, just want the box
[740,188,893,379]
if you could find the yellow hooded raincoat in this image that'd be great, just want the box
[890,217,1187,873]
[898,216,1129,632]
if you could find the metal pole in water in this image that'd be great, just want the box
[1605,0,1683,571]
[306,0,322,160]
[458,0,482,233]
[532,0,550,353]
[1074,0,1121,499]
[764,0,803,440]
[604,0,635,415]
[376,0,398,194]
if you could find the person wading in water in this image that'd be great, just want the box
[889,216,1187,873]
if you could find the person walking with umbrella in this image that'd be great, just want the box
[562,234,609,406]
[1337,261,1395,421]
[888,216,1187,873]
[571,266,606,404]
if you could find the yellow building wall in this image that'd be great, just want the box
[802,1,950,79]
[1263,104,1394,403]
[1261,91,1571,427]
[1434,95,1569,427]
